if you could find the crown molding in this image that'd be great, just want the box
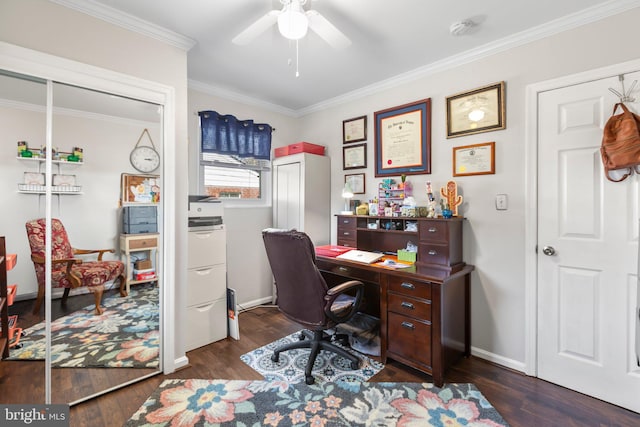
[188,79,299,118]
[298,0,640,115]
[49,0,197,51]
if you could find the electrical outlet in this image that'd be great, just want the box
[496,194,508,210]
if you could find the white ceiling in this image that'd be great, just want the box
[54,0,638,114]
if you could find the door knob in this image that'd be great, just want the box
[542,246,556,256]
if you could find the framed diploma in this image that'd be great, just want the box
[374,98,431,177]
[453,142,495,176]
[343,143,367,169]
[343,115,367,143]
[345,173,365,194]
[446,81,506,138]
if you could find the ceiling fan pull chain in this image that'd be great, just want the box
[296,39,300,77]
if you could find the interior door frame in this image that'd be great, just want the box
[524,58,640,376]
[0,41,178,399]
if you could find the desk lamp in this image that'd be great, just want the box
[341,182,354,215]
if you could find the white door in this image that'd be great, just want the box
[538,72,640,412]
[273,161,301,230]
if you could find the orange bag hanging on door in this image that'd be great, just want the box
[601,103,640,182]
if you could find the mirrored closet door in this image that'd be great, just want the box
[0,69,164,405]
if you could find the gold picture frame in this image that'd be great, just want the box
[446,82,506,138]
[453,142,495,176]
[343,115,367,143]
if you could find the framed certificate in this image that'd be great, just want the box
[343,144,367,170]
[453,142,495,176]
[446,82,506,138]
[343,115,367,143]
[374,99,431,177]
[345,173,365,194]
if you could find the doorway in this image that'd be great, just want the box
[526,60,640,412]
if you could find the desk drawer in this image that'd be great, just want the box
[316,259,379,284]
[387,276,431,300]
[337,216,357,228]
[387,312,431,367]
[128,236,158,250]
[419,220,448,243]
[388,293,431,321]
[418,243,452,266]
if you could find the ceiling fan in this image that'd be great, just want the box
[232,0,351,49]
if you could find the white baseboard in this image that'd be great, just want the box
[172,355,190,372]
[471,346,527,373]
[238,296,275,311]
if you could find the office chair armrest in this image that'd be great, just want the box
[74,248,115,261]
[324,280,364,324]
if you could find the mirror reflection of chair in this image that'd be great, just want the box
[262,229,364,385]
[25,218,126,315]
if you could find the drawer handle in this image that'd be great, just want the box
[428,227,437,233]
[195,268,212,275]
[400,282,415,290]
[428,250,437,256]
[338,266,350,273]
[401,301,414,310]
[401,321,415,330]
[342,220,350,224]
[343,232,350,236]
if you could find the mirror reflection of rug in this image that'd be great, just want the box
[8,284,159,368]
[240,331,384,384]
[124,379,510,426]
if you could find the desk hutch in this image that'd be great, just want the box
[320,215,473,386]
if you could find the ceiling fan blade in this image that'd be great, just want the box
[232,10,280,45]
[306,10,351,49]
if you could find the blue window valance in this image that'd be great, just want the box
[199,110,272,160]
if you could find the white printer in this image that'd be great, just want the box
[188,195,223,230]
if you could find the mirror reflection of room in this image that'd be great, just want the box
[0,72,162,405]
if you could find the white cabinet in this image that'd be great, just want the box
[186,226,227,351]
[272,153,330,245]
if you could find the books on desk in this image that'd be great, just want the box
[336,249,384,264]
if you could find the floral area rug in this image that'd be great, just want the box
[7,283,159,368]
[240,330,384,384]
[124,379,510,426]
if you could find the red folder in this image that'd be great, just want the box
[315,245,352,258]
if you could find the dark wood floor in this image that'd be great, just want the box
[3,304,639,426]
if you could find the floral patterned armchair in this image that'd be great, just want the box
[25,218,126,315]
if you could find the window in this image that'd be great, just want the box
[200,152,268,200]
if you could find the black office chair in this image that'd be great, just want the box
[262,229,364,385]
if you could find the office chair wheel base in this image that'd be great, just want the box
[350,360,359,370]
[271,353,280,363]
[305,375,315,385]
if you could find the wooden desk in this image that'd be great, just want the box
[317,255,473,387]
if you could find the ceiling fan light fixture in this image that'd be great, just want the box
[278,1,309,40]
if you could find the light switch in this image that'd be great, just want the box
[496,194,508,210]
